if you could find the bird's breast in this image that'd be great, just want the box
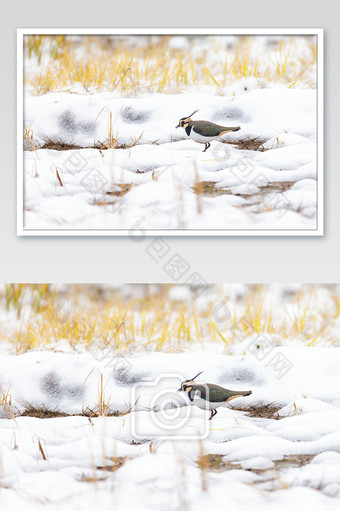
[192,395,227,410]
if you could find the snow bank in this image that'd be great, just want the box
[25,89,316,147]
[0,347,339,415]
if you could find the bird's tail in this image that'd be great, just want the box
[226,389,252,402]
[219,126,241,136]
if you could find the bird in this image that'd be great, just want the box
[175,110,241,152]
[177,371,252,420]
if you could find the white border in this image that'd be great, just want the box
[17,28,324,237]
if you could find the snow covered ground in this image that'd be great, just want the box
[0,348,340,510]
[23,87,318,232]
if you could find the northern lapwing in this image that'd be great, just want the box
[175,110,241,152]
[178,371,252,420]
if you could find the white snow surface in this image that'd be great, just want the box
[0,347,339,509]
[23,88,318,231]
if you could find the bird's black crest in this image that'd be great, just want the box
[180,109,199,121]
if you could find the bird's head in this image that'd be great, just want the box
[177,371,203,393]
[175,109,199,129]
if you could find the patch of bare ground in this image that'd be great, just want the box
[225,137,268,152]
[275,454,315,468]
[40,140,83,151]
[97,456,130,472]
[232,402,283,420]
[197,454,242,472]
[193,181,233,197]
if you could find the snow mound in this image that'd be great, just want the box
[25,89,316,148]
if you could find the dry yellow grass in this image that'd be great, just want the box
[1,285,339,355]
[0,386,12,407]
[23,35,317,96]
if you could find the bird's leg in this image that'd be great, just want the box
[202,142,211,153]
[208,409,217,420]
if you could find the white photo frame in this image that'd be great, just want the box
[17,28,324,236]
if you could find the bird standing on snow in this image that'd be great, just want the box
[175,110,240,152]
[178,371,252,420]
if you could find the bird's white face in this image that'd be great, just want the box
[178,380,194,393]
[177,118,190,128]
[176,109,199,129]
[177,371,203,392]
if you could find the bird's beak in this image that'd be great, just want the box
[177,388,182,392]
[175,124,180,128]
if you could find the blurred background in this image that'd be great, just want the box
[24,34,317,96]
[1,283,338,355]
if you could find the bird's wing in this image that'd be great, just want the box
[194,384,252,402]
[192,122,223,137]
[193,122,239,137]
[193,384,228,402]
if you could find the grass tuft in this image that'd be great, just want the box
[0,386,12,407]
